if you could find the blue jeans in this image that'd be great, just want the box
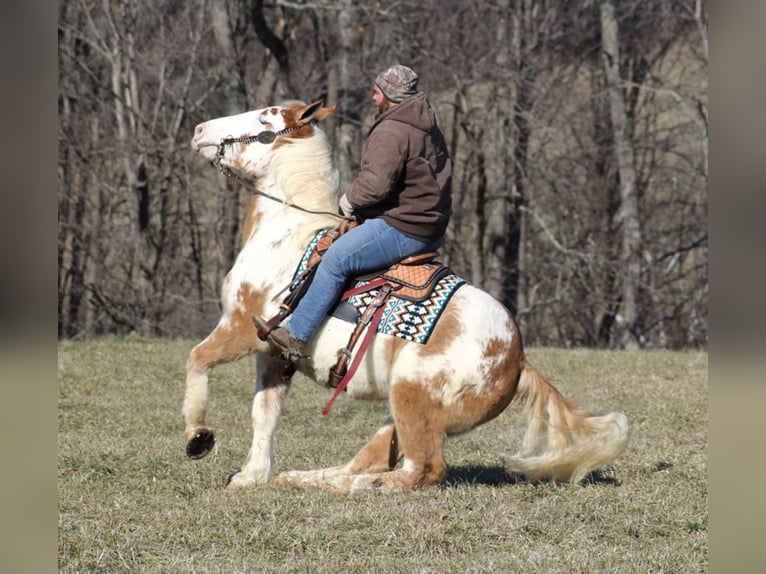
[286,218,443,343]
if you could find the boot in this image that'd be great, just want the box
[251,315,308,361]
[268,327,308,361]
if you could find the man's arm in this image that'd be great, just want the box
[345,126,408,209]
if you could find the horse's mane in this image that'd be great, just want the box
[271,126,341,244]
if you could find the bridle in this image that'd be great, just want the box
[211,123,344,220]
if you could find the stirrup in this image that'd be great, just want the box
[269,333,309,362]
[251,315,272,340]
[252,316,309,361]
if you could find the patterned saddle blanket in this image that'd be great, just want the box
[294,228,467,345]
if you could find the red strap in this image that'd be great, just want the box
[340,277,389,301]
[322,301,388,416]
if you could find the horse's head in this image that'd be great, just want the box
[191,99,336,178]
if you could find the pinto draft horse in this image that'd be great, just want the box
[183,99,629,492]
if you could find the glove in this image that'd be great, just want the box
[339,193,355,218]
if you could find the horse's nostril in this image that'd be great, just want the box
[194,124,204,139]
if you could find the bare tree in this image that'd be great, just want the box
[210,0,249,275]
[599,0,641,348]
[58,0,707,348]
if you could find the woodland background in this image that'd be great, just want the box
[57,0,708,349]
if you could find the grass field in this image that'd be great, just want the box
[58,339,707,572]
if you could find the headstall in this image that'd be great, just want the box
[211,122,342,220]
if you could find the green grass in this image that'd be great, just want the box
[58,339,707,572]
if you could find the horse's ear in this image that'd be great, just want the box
[313,105,336,123]
[297,99,335,123]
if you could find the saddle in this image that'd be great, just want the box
[356,252,449,302]
[253,220,453,414]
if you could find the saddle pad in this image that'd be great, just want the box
[290,228,330,289]
[347,274,467,344]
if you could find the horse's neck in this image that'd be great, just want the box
[244,178,326,239]
[243,205,310,257]
[233,190,325,298]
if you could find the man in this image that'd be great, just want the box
[262,64,452,360]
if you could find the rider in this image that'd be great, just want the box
[260,64,453,360]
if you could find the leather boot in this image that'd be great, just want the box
[267,327,307,361]
[251,315,308,361]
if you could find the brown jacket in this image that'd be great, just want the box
[345,92,452,241]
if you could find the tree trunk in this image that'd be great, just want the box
[509,0,534,318]
[210,0,249,276]
[600,0,642,348]
[326,0,355,192]
[104,0,156,336]
[482,0,529,317]
[250,0,292,102]
[482,0,513,310]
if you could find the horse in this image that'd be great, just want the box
[183,99,629,491]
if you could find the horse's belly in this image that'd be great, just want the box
[300,317,392,401]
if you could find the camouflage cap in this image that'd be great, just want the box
[375,65,419,103]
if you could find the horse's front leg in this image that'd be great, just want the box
[182,320,262,459]
[226,353,292,489]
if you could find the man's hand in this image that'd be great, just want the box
[339,193,355,218]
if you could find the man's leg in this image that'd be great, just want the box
[285,218,440,344]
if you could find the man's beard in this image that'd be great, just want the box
[376,100,392,115]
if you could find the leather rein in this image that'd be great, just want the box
[212,124,344,220]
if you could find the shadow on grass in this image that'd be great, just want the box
[443,465,622,487]
[444,465,522,487]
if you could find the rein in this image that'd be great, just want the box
[212,124,344,220]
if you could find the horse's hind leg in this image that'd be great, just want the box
[378,381,448,489]
[275,417,401,487]
[342,417,402,473]
[279,382,449,492]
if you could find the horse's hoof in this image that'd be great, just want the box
[186,428,216,459]
[226,468,242,487]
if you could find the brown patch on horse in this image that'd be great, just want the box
[418,308,465,356]
[237,282,272,321]
[242,194,264,244]
[343,421,401,474]
[267,237,285,251]
[472,335,522,425]
[386,341,522,490]
[446,316,523,428]
[388,380,449,487]
[225,142,252,173]
[188,282,272,369]
[277,100,337,143]
[187,312,262,372]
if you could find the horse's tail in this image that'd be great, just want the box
[504,360,629,483]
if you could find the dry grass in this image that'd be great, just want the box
[58,338,707,572]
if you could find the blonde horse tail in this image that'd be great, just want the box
[504,360,629,484]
